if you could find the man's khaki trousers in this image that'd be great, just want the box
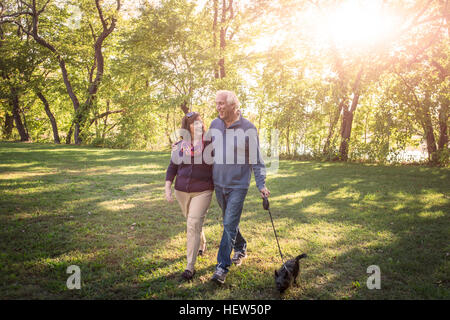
[174,189,213,272]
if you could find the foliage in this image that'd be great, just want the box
[0,0,448,164]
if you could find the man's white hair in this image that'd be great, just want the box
[216,90,240,108]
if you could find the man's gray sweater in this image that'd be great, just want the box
[208,114,266,191]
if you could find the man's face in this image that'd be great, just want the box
[216,92,234,120]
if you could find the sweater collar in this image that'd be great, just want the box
[218,109,242,128]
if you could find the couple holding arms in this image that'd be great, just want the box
[165,90,270,284]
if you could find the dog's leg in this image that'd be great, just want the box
[293,267,299,286]
[293,273,299,287]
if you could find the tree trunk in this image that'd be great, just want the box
[218,0,227,79]
[26,0,120,145]
[338,67,363,161]
[430,55,449,164]
[66,123,73,144]
[323,99,344,156]
[3,111,14,139]
[102,100,110,140]
[213,0,219,79]
[36,91,60,144]
[437,100,449,152]
[10,88,29,142]
[28,10,82,144]
[286,121,290,155]
[180,100,189,114]
[77,11,117,144]
[338,109,353,161]
[421,103,438,163]
[339,93,360,161]
[423,123,438,163]
[215,0,233,79]
[22,109,30,139]
[165,112,173,145]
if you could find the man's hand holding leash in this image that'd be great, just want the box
[260,187,270,199]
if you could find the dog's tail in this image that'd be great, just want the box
[295,253,307,261]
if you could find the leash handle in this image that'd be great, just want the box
[263,197,285,264]
[263,197,270,210]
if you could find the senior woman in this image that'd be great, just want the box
[165,112,213,281]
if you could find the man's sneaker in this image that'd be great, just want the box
[231,251,247,266]
[211,268,227,284]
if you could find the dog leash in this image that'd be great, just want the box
[263,197,288,270]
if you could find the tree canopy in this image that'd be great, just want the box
[1,0,448,165]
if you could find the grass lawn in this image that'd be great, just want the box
[0,141,449,300]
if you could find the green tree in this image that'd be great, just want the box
[9,0,120,144]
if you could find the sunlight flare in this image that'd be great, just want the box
[316,0,401,49]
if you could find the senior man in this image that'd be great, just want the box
[209,90,270,284]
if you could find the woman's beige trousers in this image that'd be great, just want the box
[174,189,213,272]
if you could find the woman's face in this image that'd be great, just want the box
[189,117,203,140]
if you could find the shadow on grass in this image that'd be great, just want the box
[239,161,449,299]
[0,142,448,299]
[0,142,187,299]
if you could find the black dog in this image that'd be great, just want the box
[274,253,307,293]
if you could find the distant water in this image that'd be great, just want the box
[275,145,429,163]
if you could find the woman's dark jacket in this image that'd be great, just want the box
[165,139,214,193]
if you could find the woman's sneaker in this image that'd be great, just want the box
[181,269,195,281]
[231,251,247,266]
[211,268,227,284]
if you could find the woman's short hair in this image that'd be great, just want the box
[216,90,240,108]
